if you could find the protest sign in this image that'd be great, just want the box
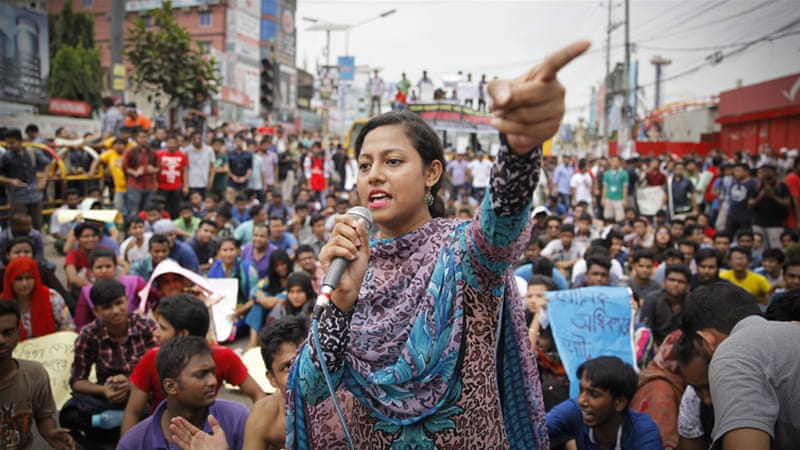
[12,331,79,409]
[226,347,276,395]
[545,286,636,398]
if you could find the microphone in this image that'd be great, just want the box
[314,206,374,316]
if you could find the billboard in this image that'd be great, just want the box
[0,3,49,105]
[338,56,355,82]
[277,0,296,66]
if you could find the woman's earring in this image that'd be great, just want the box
[425,191,434,206]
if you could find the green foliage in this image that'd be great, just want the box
[48,1,101,108]
[125,0,221,107]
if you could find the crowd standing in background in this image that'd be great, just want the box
[0,65,798,449]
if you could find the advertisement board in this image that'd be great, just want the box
[0,3,49,105]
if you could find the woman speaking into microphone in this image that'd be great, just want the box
[286,41,592,449]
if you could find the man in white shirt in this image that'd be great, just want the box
[468,152,493,201]
[181,132,215,196]
[570,158,594,210]
[368,69,386,116]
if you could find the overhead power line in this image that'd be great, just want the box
[638,30,800,52]
[637,0,730,40]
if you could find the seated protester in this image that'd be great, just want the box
[74,248,150,332]
[625,217,655,249]
[525,275,569,411]
[233,204,268,246]
[750,231,766,271]
[653,248,685,285]
[118,336,249,450]
[142,203,167,232]
[120,294,264,436]
[60,279,157,446]
[765,290,800,322]
[754,247,784,287]
[719,247,772,306]
[652,226,674,264]
[546,356,663,449]
[669,219,685,243]
[214,202,236,239]
[265,271,315,324]
[515,255,570,290]
[186,219,219,274]
[209,237,258,342]
[733,229,760,269]
[302,213,329,257]
[152,219,200,273]
[130,233,172,281]
[515,235,543,269]
[241,224,277,280]
[574,213,599,248]
[244,249,292,349]
[630,330,686,450]
[679,282,800,450]
[268,216,299,260]
[712,232,732,269]
[50,188,82,255]
[674,337,715,450]
[120,216,152,265]
[575,256,613,288]
[677,239,699,274]
[541,223,586,277]
[295,244,324,294]
[231,193,251,226]
[62,215,122,258]
[0,302,74,449]
[0,256,75,340]
[0,236,73,311]
[691,248,725,289]
[607,230,629,273]
[769,258,800,304]
[188,190,207,218]
[684,224,708,248]
[572,247,622,287]
[639,264,691,345]
[0,213,46,264]
[290,202,313,245]
[173,202,201,240]
[628,248,661,301]
[64,222,102,300]
[234,316,308,449]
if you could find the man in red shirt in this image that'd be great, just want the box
[122,128,158,216]
[120,294,264,436]
[156,134,189,218]
[783,158,800,229]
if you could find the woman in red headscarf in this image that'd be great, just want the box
[0,257,75,340]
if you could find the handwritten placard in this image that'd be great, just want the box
[545,286,636,398]
[12,331,79,410]
[225,347,276,395]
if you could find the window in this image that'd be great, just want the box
[200,11,212,27]
[143,15,152,31]
[82,0,92,7]
[199,41,211,53]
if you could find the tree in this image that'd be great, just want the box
[48,1,103,109]
[125,1,221,110]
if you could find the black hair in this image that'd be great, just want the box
[296,244,315,258]
[528,274,557,291]
[655,209,667,217]
[125,216,145,230]
[73,222,100,239]
[64,188,80,198]
[678,239,699,252]
[681,282,761,338]
[558,223,575,234]
[149,234,170,250]
[632,217,647,226]
[0,301,21,323]
[355,111,446,218]
[576,356,638,402]
[4,236,34,260]
[309,214,326,227]
[265,250,293,295]
[586,256,611,273]
[3,128,22,140]
[606,229,625,243]
[588,238,610,250]
[546,215,563,225]
[670,218,685,227]
[286,272,316,305]
[762,248,785,264]
[216,203,233,220]
[259,316,308,374]
[674,332,701,367]
[234,193,247,203]
[784,258,800,272]
[713,231,732,242]
[90,278,127,307]
[156,336,213,392]
[735,229,754,240]
[156,294,210,337]
[577,213,592,223]
[89,247,117,268]
[531,256,555,278]
[684,224,705,237]
[780,228,800,243]
[197,219,217,230]
[101,97,114,107]
[765,291,800,322]
[663,248,683,261]
[632,248,655,264]
[218,236,241,249]
[729,246,751,261]
[145,203,163,213]
[694,247,722,266]
[179,202,193,212]
[664,264,691,282]
[249,203,264,218]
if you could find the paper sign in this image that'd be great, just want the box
[205,278,238,342]
[12,331,79,410]
[230,347,276,395]
[545,286,636,398]
[57,209,122,225]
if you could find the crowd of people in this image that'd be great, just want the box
[0,41,797,450]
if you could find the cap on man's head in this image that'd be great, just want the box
[153,219,177,234]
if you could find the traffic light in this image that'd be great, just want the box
[260,58,275,114]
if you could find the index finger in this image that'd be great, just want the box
[530,40,591,82]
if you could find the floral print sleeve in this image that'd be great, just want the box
[50,289,76,331]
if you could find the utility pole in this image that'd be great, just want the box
[110,0,124,98]
[622,0,631,150]
[603,0,612,155]
[651,55,672,110]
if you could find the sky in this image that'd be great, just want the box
[295,0,800,122]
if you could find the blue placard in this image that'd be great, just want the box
[545,286,636,398]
